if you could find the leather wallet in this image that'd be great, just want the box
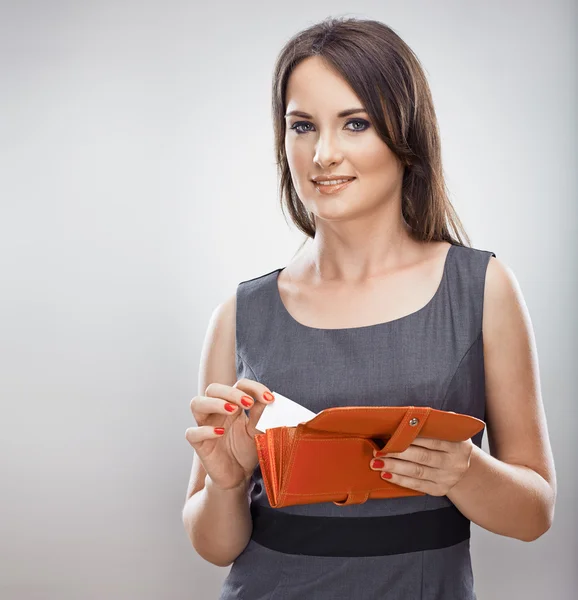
[254,405,485,508]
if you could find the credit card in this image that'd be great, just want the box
[255,391,317,432]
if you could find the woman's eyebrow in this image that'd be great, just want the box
[284,108,367,119]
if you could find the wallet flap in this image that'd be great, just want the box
[377,406,431,454]
[301,405,484,442]
[302,405,409,436]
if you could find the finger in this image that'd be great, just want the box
[185,425,226,447]
[378,471,438,494]
[231,379,277,431]
[408,437,452,452]
[371,456,440,481]
[245,393,276,433]
[374,445,445,468]
[232,378,275,405]
[193,379,273,422]
[205,380,274,408]
[190,395,244,418]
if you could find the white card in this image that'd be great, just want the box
[255,391,317,433]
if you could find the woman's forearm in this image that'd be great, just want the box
[446,444,555,541]
[182,475,253,567]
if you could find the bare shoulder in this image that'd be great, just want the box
[199,290,238,400]
[482,253,537,358]
[210,292,237,341]
[482,254,532,394]
[483,254,523,313]
[481,254,556,492]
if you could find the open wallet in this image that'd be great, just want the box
[254,405,485,508]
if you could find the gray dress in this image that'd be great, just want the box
[220,242,495,600]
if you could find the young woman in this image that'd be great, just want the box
[183,17,556,599]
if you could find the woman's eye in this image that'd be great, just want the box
[289,119,370,134]
[346,119,370,132]
[290,121,314,134]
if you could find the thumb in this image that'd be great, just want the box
[246,398,272,435]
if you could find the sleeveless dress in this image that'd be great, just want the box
[220,242,496,600]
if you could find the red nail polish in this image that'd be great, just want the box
[241,396,253,407]
[372,459,385,469]
[224,403,237,412]
[214,428,225,435]
[382,472,393,479]
[263,391,274,402]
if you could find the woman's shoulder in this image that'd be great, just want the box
[235,267,281,311]
[452,244,524,339]
[448,242,498,280]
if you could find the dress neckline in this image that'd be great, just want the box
[272,243,455,333]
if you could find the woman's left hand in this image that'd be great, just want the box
[369,437,475,496]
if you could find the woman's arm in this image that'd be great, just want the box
[182,294,253,566]
[446,255,557,541]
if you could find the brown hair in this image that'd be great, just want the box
[271,16,471,254]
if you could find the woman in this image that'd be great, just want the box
[182,17,556,599]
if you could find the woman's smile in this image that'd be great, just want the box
[313,177,356,195]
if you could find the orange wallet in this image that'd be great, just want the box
[254,405,485,508]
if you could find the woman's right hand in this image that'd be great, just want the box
[184,379,275,491]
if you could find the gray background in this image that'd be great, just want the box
[1,1,576,598]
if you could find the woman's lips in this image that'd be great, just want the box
[312,178,356,195]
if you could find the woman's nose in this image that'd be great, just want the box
[313,134,344,168]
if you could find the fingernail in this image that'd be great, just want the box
[214,428,225,435]
[263,391,274,402]
[382,472,393,479]
[371,459,385,469]
[241,396,253,407]
[224,403,237,412]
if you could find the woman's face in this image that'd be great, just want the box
[284,56,404,222]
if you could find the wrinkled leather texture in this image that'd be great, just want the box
[254,406,485,508]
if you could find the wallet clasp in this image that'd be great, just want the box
[373,406,431,457]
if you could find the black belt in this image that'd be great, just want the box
[250,503,470,557]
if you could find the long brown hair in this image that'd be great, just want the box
[271,17,471,254]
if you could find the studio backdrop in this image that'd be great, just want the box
[1,1,576,599]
